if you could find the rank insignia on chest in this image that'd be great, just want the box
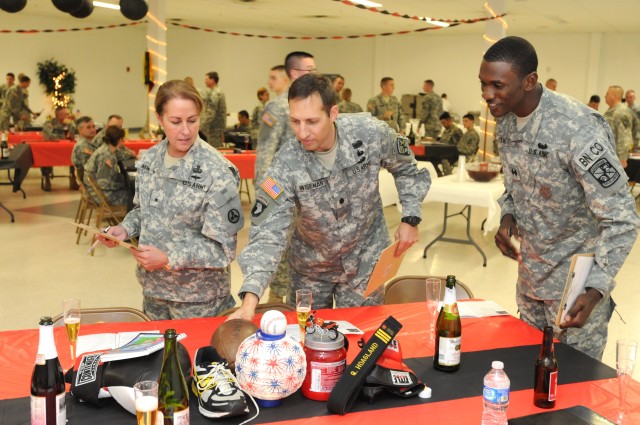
[261,176,283,200]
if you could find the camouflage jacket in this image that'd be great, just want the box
[604,103,639,161]
[419,92,443,137]
[254,91,292,184]
[367,94,406,133]
[338,100,363,114]
[238,113,431,299]
[120,138,244,302]
[71,136,101,171]
[497,87,639,300]
[83,143,128,206]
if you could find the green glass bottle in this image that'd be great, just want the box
[433,275,462,372]
[158,329,190,424]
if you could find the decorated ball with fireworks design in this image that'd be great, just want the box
[235,310,306,404]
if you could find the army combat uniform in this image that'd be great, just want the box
[419,92,443,139]
[71,135,101,175]
[254,91,296,302]
[238,113,431,309]
[201,86,227,148]
[604,104,639,162]
[338,100,363,114]
[255,92,292,184]
[83,144,129,206]
[457,128,480,161]
[120,138,244,320]
[367,94,406,133]
[0,85,30,131]
[439,125,464,175]
[497,88,640,360]
[92,129,137,163]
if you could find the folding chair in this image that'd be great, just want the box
[383,275,474,305]
[218,302,296,317]
[52,307,150,326]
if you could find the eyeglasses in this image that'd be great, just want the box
[292,68,318,73]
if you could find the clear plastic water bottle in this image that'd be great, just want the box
[481,361,510,425]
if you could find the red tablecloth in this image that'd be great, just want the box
[1,302,638,425]
[5,140,157,168]
[7,131,43,143]
[224,153,255,180]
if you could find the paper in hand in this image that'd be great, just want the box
[71,222,141,251]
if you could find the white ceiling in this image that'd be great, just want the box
[10,0,640,36]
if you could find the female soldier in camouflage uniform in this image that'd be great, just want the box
[100,80,244,320]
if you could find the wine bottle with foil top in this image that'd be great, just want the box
[30,316,66,425]
[433,275,462,372]
[533,326,558,408]
[158,329,190,424]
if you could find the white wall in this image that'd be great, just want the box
[2,13,639,127]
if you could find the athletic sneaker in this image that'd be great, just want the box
[191,346,249,418]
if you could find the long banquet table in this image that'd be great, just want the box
[423,174,506,266]
[0,302,638,424]
[6,139,158,168]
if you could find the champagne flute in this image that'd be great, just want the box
[616,339,637,425]
[425,278,442,349]
[134,380,159,425]
[62,299,81,364]
[296,289,312,344]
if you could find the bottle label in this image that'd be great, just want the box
[310,360,346,393]
[173,407,189,425]
[437,336,461,366]
[548,370,558,401]
[483,385,510,405]
[30,393,66,425]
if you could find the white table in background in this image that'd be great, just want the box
[422,174,505,266]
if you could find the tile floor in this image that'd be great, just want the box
[1,168,639,379]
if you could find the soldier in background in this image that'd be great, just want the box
[625,89,640,119]
[458,113,480,161]
[92,114,136,163]
[0,72,15,118]
[367,77,406,134]
[587,94,600,111]
[228,74,430,320]
[83,125,130,207]
[332,74,344,99]
[0,74,33,131]
[604,85,639,167]
[70,116,98,182]
[250,87,269,143]
[419,79,443,139]
[337,88,363,114]
[438,111,464,175]
[255,51,316,304]
[201,71,227,148]
[42,106,76,191]
[483,36,639,360]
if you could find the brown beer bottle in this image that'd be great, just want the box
[433,275,462,372]
[533,326,558,408]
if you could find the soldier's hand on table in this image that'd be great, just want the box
[99,225,128,248]
[560,288,603,329]
[131,245,169,271]
[495,214,522,263]
[394,223,419,257]
[226,293,259,321]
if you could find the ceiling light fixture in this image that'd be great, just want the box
[93,1,120,10]
[350,0,383,8]
[419,17,450,28]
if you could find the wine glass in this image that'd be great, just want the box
[63,299,81,364]
[616,339,637,425]
[425,278,442,348]
[296,289,312,344]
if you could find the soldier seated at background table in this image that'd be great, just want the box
[42,106,76,191]
[83,125,130,208]
[337,88,363,114]
[438,111,464,175]
[458,113,480,162]
[70,116,98,184]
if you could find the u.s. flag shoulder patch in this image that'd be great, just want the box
[261,176,283,200]
[262,112,276,127]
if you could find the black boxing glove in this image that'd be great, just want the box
[66,343,191,414]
